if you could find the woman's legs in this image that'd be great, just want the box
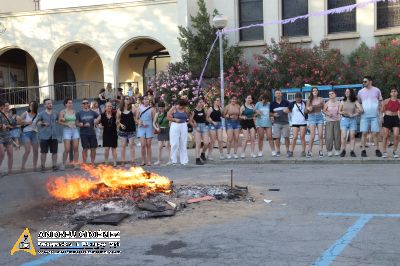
[250,128,256,155]
[340,130,348,151]
[104,147,110,164]
[21,139,31,170]
[146,138,152,165]
[194,130,202,159]
[72,139,79,164]
[233,129,240,155]
[157,141,163,164]
[317,124,324,152]
[290,127,299,153]
[307,125,316,153]
[257,127,265,154]
[241,129,249,156]
[382,127,390,153]
[266,128,274,154]
[226,129,233,156]
[201,132,209,157]
[63,140,71,166]
[112,147,117,165]
[300,126,307,153]
[5,143,13,174]
[393,127,399,152]
[120,138,127,164]
[350,131,356,152]
[217,129,224,156]
[140,137,146,164]
[209,130,217,158]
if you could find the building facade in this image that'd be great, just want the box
[0,0,399,103]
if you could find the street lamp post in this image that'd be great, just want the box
[212,15,228,109]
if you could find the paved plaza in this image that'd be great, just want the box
[1,152,400,265]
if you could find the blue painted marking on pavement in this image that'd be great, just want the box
[314,214,373,266]
[319,212,400,218]
[20,253,66,266]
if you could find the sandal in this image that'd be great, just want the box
[140,162,146,166]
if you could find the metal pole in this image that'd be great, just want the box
[219,30,224,109]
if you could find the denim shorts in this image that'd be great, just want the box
[209,121,223,131]
[360,116,380,133]
[137,126,153,138]
[340,117,357,131]
[22,131,38,145]
[63,127,80,140]
[308,113,324,126]
[10,128,20,139]
[226,119,241,130]
[195,123,209,134]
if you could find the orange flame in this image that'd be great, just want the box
[46,164,172,201]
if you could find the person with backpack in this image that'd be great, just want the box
[20,100,39,171]
[287,92,308,158]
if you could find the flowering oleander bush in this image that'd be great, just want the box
[149,63,199,106]
[346,37,400,97]
[256,39,347,89]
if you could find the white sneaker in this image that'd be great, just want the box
[207,156,214,161]
[220,154,225,160]
[251,153,256,158]
[226,154,232,159]
[241,153,246,159]
[328,151,333,157]
[59,164,65,170]
[233,154,239,159]
[154,161,160,166]
[334,150,340,156]
[165,161,174,166]
[257,152,263,157]
[271,150,277,157]
[382,152,388,158]
[393,151,399,159]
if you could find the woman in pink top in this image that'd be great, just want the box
[323,90,341,156]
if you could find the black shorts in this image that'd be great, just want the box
[240,119,255,130]
[40,139,58,154]
[81,134,98,149]
[383,115,400,130]
[292,124,307,128]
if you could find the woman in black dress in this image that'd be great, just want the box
[96,102,118,166]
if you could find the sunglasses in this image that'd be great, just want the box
[82,102,89,104]
[362,80,368,83]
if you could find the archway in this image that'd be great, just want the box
[115,38,171,95]
[0,48,39,105]
[50,43,104,101]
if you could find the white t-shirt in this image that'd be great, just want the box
[290,101,307,125]
[357,86,382,118]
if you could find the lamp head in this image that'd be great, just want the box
[213,15,228,30]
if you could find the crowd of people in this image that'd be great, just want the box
[0,76,399,175]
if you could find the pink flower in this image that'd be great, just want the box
[392,39,398,46]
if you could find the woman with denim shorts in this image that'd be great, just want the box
[255,93,274,157]
[190,98,210,165]
[240,95,256,158]
[59,98,80,169]
[20,101,39,171]
[136,96,156,166]
[223,96,241,159]
[116,96,136,166]
[306,87,325,158]
[207,97,224,160]
[339,88,362,157]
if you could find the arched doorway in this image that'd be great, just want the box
[51,43,104,101]
[0,48,39,105]
[116,38,171,95]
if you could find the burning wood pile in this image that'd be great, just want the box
[44,165,253,227]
